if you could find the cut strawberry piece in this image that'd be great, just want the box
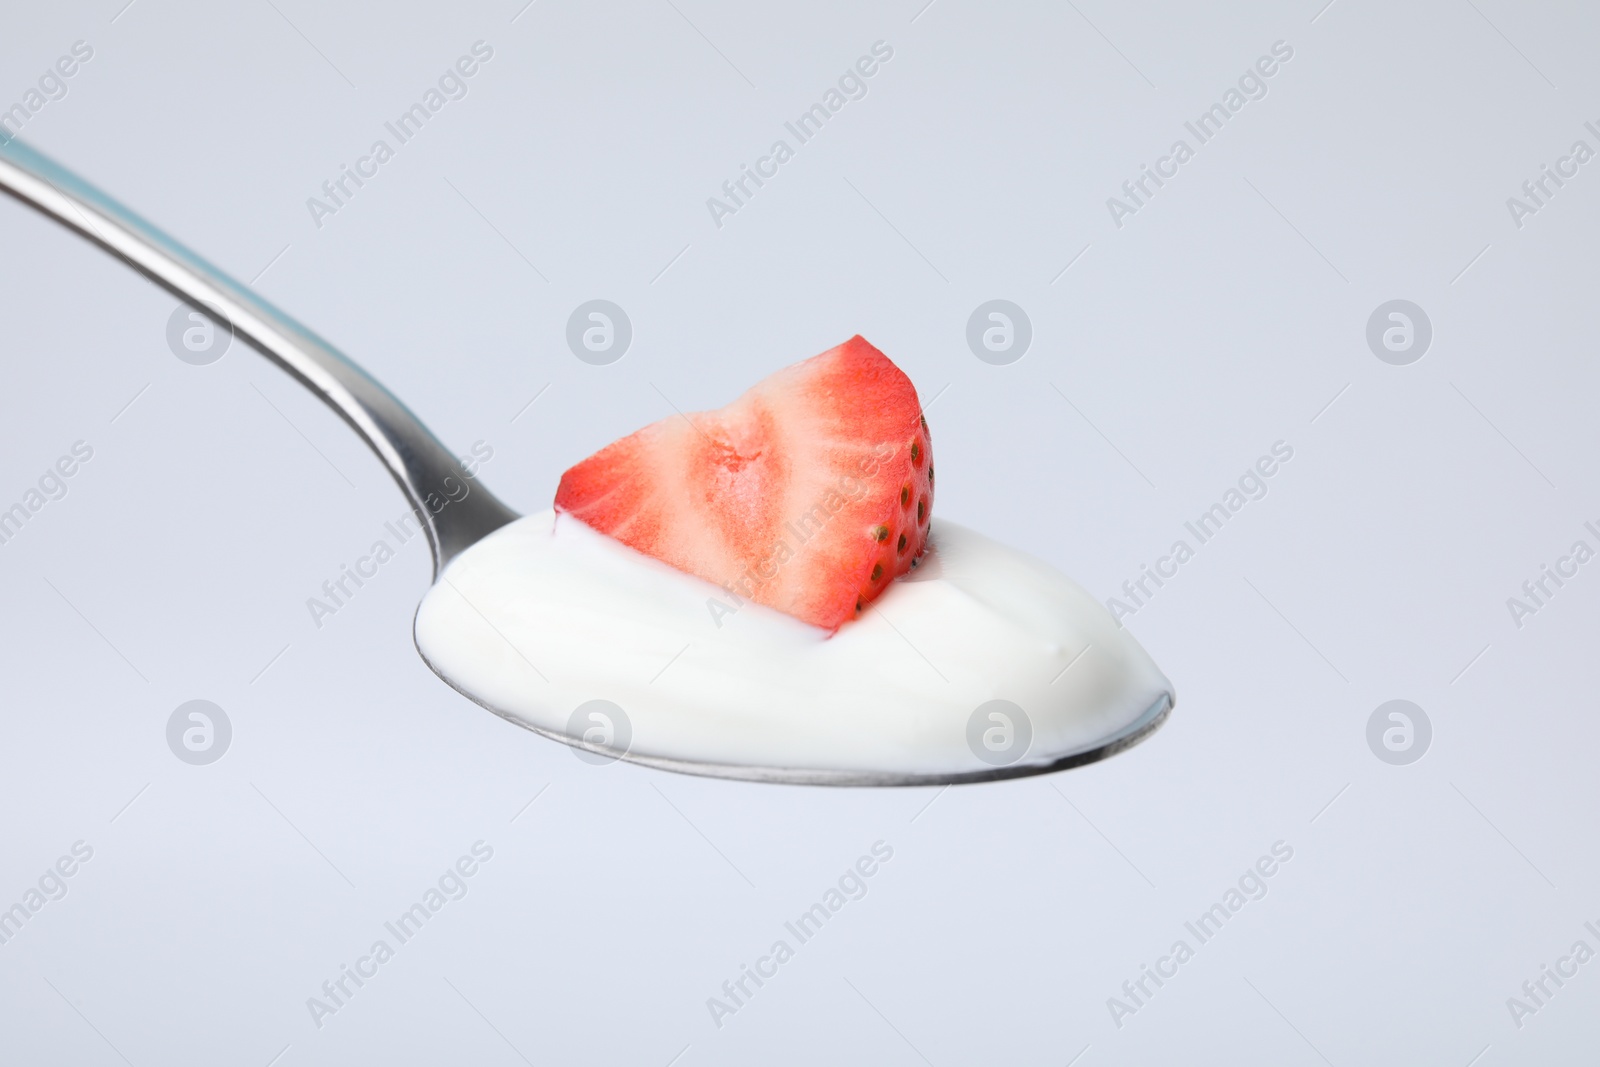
[554,335,933,631]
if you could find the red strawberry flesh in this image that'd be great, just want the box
[553,335,933,630]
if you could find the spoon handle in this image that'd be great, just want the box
[0,137,518,577]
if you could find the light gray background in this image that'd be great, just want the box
[1,0,1595,1063]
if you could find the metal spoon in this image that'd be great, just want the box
[0,138,1169,786]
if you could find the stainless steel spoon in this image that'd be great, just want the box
[0,138,1169,786]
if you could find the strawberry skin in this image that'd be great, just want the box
[554,336,934,631]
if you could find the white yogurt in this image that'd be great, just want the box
[414,510,1173,783]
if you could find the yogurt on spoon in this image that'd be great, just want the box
[415,510,1172,782]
